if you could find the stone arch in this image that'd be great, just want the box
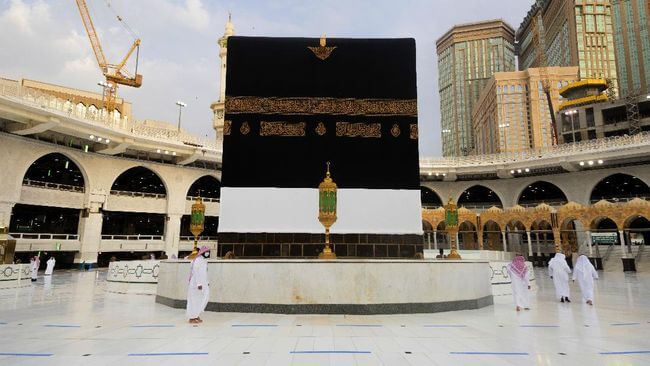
[422,220,433,232]
[517,181,568,206]
[590,216,619,231]
[457,185,503,209]
[624,214,650,229]
[186,174,221,200]
[458,220,478,250]
[560,216,586,254]
[110,166,168,196]
[420,186,443,208]
[589,173,650,203]
[624,215,650,246]
[482,220,503,251]
[20,152,89,191]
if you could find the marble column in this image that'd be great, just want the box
[585,230,593,257]
[501,231,508,252]
[76,211,103,266]
[0,201,15,229]
[526,231,533,257]
[477,230,484,250]
[164,214,182,258]
[535,232,541,256]
[619,230,626,257]
[433,231,438,250]
[553,229,562,253]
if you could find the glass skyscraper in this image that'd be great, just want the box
[517,0,619,97]
[436,20,516,157]
[611,0,650,97]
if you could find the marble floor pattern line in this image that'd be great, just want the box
[0,269,650,365]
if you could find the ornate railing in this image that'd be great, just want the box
[22,179,85,193]
[180,235,218,241]
[589,196,649,204]
[10,233,79,240]
[420,132,650,168]
[186,196,220,203]
[110,190,166,199]
[101,234,163,241]
[0,79,220,152]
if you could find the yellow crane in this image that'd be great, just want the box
[75,0,142,112]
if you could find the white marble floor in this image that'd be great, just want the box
[0,269,649,366]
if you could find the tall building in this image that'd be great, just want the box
[472,67,579,155]
[517,0,619,97]
[437,20,516,157]
[611,0,650,97]
[210,15,234,149]
[556,79,650,142]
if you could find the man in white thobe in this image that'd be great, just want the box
[186,246,210,324]
[573,254,598,305]
[30,256,40,282]
[506,255,531,311]
[548,252,572,303]
[45,256,56,276]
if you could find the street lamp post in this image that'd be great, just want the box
[97,81,109,115]
[176,101,187,132]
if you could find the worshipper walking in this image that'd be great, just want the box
[186,246,210,324]
[548,252,572,303]
[30,256,40,282]
[506,255,531,311]
[44,256,56,276]
[573,254,599,305]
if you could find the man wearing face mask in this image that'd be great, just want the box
[186,246,211,324]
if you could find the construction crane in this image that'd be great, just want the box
[76,0,142,112]
[531,1,559,145]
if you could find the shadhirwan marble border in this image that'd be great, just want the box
[155,295,494,315]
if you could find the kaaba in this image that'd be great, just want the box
[218,36,423,258]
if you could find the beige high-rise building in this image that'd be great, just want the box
[437,20,516,157]
[472,67,579,155]
[517,0,619,97]
[611,0,650,97]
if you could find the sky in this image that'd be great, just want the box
[0,0,533,156]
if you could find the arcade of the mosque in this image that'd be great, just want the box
[0,0,650,362]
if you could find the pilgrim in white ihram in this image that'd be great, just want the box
[45,256,56,275]
[548,252,572,303]
[30,256,40,282]
[186,246,210,324]
[573,254,599,305]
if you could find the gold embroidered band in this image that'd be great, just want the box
[335,122,381,138]
[226,96,417,117]
[260,121,306,137]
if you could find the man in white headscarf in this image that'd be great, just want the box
[548,252,572,303]
[186,246,210,324]
[573,254,598,305]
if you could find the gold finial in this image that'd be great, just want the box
[228,12,231,21]
[309,35,336,60]
[326,161,331,177]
